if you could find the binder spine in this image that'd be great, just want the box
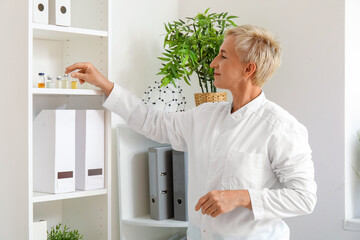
[148,146,174,220]
[172,150,188,221]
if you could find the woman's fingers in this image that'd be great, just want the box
[65,62,89,74]
[71,72,87,81]
[201,199,213,215]
[205,204,217,216]
[196,192,220,217]
[195,194,209,211]
[211,209,221,218]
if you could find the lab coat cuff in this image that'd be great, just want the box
[103,83,140,122]
[103,83,121,110]
[248,189,265,221]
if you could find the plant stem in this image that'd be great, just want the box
[196,71,204,93]
[204,78,209,93]
[201,65,209,93]
[212,76,216,92]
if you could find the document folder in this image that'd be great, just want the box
[172,150,188,221]
[148,146,174,220]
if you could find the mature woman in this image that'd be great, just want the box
[66,25,317,240]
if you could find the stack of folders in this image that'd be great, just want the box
[33,109,105,194]
[148,146,188,222]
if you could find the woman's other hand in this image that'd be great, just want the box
[65,62,114,96]
[195,190,252,218]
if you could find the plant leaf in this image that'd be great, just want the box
[158,57,171,61]
[164,23,169,32]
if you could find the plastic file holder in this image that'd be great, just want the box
[33,110,75,194]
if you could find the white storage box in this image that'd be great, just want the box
[49,0,71,26]
[75,110,105,190]
[33,110,76,194]
[33,0,49,24]
[33,221,47,240]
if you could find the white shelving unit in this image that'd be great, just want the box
[117,125,187,240]
[0,0,113,239]
[33,23,108,40]
[33,189,108,203]
[123,215,188,228]
[32,88,104,96]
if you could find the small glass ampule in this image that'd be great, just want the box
[55,76,62,88]
[45,75,54,88]
[62,74,71,89]
[37,73,45,88]
[71,77,78,89]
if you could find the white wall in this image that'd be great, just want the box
[0,1,30,239]
[110,1,179,239]
[345,0,360,222]
[178,0,359,239]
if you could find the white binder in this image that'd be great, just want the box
[33,221,47,240]
[33,0,49,24]
[49,0,71,26]
[33,110,75,194]
[75,110,105,190]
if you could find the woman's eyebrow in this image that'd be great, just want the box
[221,50,227,53]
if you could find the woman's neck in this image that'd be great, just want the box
[231,86,262,113]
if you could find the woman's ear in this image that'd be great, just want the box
[243,62,256,80]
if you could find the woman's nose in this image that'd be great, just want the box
[210,56,218,68]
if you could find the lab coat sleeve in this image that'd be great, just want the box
[248,122,317,221]
[103,84,193,151]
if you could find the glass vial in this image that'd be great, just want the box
[37,73,45,88]
[71,78,78,89]
[55,76,62,88]
[62,74,71,89]
[45,75,54,88]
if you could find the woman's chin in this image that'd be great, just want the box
[214,82,223,90]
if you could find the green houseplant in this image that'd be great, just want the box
[47,223,84,240]
[157,8,238,105]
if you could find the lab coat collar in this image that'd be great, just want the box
[229,91,266,119]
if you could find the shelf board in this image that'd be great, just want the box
[32,88,104,96]
[344,218,360,231]
[123,215,188,228]
[33,189,108,203]
[33,23,108,40]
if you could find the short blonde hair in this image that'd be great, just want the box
[226,25,282,87]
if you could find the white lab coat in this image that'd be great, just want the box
[103,84,317,240]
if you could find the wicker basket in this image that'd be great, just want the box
[194,92,227,106]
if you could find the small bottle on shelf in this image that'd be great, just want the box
[55,76,62,88]
[62,74,71,89]
[71,78,78,89]
[45,76,54,88]
[37,73,45,88]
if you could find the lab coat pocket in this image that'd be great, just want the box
[221,151,267,190]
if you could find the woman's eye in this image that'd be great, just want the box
[222,55,227,59]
